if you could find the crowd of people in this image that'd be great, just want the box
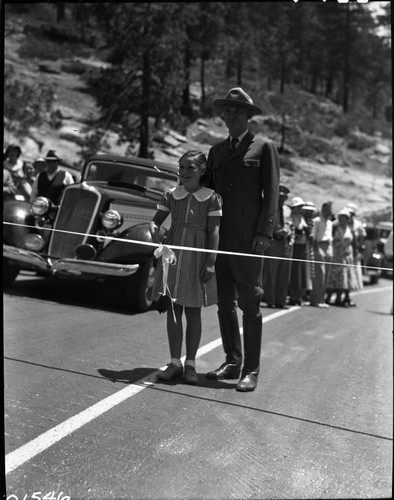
[262,189,367,310]
[3,144,74,206]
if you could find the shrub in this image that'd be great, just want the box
[334,119,350,137]
[4,65,56,137]
[347,131,376,150]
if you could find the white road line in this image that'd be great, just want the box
[5,288,391,474]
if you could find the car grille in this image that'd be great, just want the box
[48,185,101,258]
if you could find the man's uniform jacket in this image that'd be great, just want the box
[206,131,280,253]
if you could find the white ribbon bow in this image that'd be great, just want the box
[153,245,177,320]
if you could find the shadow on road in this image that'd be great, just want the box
[98,367,158,384]
[4,273,149,316]
[98,367,236,390]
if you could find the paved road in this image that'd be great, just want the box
[3,273,393,499]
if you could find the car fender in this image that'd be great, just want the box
[97,222,160,263]
[367,251,384,268]
[3,200,34,247]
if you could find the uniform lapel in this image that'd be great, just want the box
[232,131,254,159]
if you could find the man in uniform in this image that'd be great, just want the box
[205,87,280,391]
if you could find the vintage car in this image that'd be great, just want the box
[361,220,393,284]
[375,221,393,279]
[3,154,179,311]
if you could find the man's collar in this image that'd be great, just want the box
[229,130,248,143]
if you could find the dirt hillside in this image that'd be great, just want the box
[4,14,392,222]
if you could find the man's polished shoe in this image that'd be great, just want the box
[206,362,241,380]
[236,371,258,392]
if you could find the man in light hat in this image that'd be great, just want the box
[30,149,74,204]
[205,87,280,392]
[263,184,293,309]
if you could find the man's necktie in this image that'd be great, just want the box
[230,137,238,154]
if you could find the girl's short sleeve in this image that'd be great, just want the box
[157,190,171,212]
[208,192,222,217]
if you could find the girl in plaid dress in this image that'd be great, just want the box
[150,151,222,385]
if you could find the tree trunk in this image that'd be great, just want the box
[280,63,285,94]
[267,74,272,91]
[342,5,351,113]
[325,75,333,99]
[237,45,243,86]
[310,71,318,94]
[56,3,65,22]
[139,49,150,158]
[225,56,233,79]
[182,42,191,108]
[200,55,206,109]
[279,109,286,153]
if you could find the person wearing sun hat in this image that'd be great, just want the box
[325,207,359,307]
[345,201,366,290]
[263,184,293,309]
[30,149,74,204]
[205,87,280,392]
[288,196,310,306]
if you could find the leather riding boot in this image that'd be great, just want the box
[206,310,242,380]
[236,315,262,391]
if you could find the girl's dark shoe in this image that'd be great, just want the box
[184,365,198,385]
[157,363,183,381]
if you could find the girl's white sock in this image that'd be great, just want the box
[171,358,182,367]
[184,359,195,367]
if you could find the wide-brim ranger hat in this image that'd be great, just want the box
[290,196,305,208]
[45,149,61,161]
[213,87,263,116]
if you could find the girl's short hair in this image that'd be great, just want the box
[178,150,207,170]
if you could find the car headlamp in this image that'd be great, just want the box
[24,233,46,251]
[95,229,108,244]
[32,197,52,216]
[100,210,123,230]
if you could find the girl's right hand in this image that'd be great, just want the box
[149,222,163,243]
[201,265,215,283]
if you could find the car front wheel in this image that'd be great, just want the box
[126,258,156,312]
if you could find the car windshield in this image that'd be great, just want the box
[84,160,179,193]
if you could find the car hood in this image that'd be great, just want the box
[82,182,160,206]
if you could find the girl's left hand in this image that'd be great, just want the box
[201,265,215,283]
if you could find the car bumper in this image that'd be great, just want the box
[3,244,139,277]
[363,267,381,276]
